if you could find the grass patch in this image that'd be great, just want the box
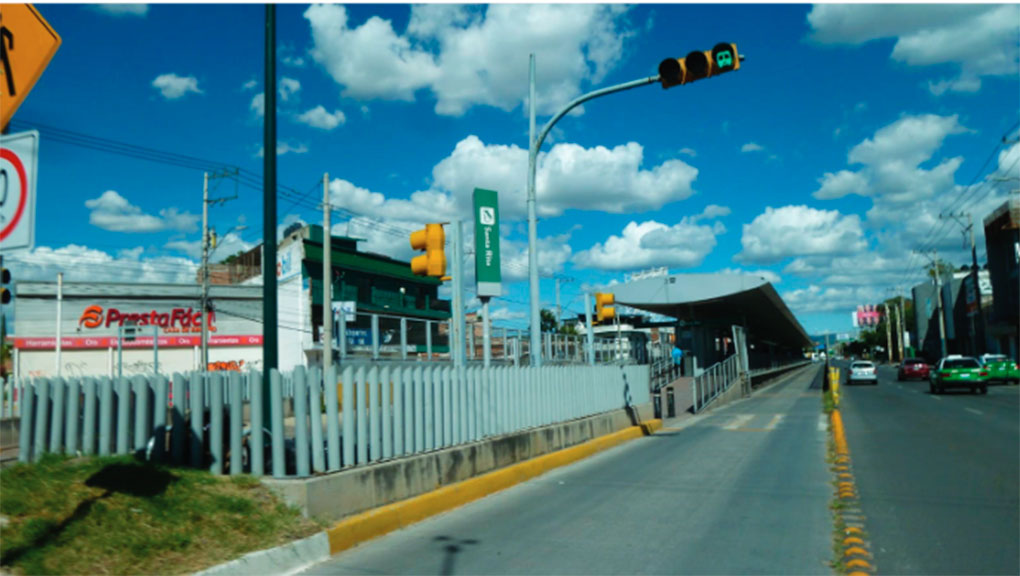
[823,389,836,414]
[0,454,322,575]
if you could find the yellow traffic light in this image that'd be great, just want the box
[0,268,10,305]
[659,42,741,89]
[410,223,446,277]
[595,292,615,323]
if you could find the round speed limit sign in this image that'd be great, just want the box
[0,130,38,251]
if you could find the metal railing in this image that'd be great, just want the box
[12,363,651,477]
[692,354,742,414]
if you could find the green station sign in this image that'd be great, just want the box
[473,188,502,298]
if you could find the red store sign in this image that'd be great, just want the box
[13,335,263,350]
[79,305,217,334]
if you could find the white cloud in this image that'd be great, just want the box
[691,204,731,222]
[737,205,867,264]
[250,93,265,117]
[85,191,198,233]
[280,77,301,102]
[152,73,202,100]
[163,232,252,263]
[574,218,724,271]
[782,284,887,315]
[325,135,698,223]
[677,148,697,157]
[242,79,258,91]
[296,105,346,130]
[741,142,764,153]
[807,4,1019,95]
[490,307,526,322]
[304,4,635,116]
[500,231,573,281]
[254,141,309,158]
[5,244,198,285]
[813,114,966,203]
[94,4,148,17]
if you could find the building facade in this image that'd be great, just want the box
[983,198,1019,359]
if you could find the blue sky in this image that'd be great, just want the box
[4,3,1019,336]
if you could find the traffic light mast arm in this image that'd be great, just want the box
[531,75,660,159]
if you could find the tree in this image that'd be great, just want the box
[540,309,558,333]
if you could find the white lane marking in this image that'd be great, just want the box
[765,414,784,430]
[931,395,942,401]
[723,414,755,430]
[965,407,983,415]
[818,414,828,432]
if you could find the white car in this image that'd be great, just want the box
[848,361,878,385]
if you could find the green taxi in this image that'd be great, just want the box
[980,354,1020,384]
[930,356,988,395]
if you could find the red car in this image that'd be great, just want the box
[897,358,931,381]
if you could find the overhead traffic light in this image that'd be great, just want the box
[0,267,10,305]
[409,223,446,277]
[595,292,615,324]
[658,42,741,89]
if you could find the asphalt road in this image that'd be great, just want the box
[302,364,832,576]
[835,360,1020,575]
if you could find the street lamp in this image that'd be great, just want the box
[525,45,743,366]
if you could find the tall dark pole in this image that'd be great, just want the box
[263,5,277,411]
[969,214,985,356]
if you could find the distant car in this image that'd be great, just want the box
[897,357,931,381]
[930,356,988,395]
[979,354,1020,384]
[848,361,878,385]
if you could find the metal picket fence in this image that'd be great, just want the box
[14,363,650,477]
[691,354,742,413]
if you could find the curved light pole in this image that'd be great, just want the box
[526,54,659,366]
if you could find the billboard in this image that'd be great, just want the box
[854,305,883,328]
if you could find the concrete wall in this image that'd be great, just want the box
[263,403,653,523]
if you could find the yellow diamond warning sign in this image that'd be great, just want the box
[0,4,61,129]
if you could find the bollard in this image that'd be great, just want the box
[229,372,243,475]
[324,366,341,471]
[293,366,310,477]
[308,366,325,474]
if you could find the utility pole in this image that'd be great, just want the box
[323,172,332,376]
[917,249,948,358]
[941,211,984,355]
[882,303,892,363]
[200,169,238,371]
[894,300,903,362]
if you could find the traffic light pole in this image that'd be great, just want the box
[527,53,659,367]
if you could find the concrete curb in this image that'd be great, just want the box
[325,419,662,555]
[196,419,662,574]
[195,532,330,576]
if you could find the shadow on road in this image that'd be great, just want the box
[433,535,479,576]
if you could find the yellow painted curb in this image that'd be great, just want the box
[844,526,864,536]
[843,536,865,547]
[326,420,662,555]
[847,558,873,569]
[848,571,872,576]
[844,546,870,558]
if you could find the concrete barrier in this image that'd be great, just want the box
[263,402,653,523]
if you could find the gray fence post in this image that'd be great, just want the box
[400,318,408,361]
[294,366,310,477]
[403,368,415,455]
[83,378,97,456]
[251,371,265,476]
[99,377,113,456]
[270,369,285,477]
[417,366,428,453]
[18,380,34,462]
[381,366,393,460]
[368,366,380,462]
[132,376,149,454]
[371,315,380,361]
[189,373,204,467]
[50,377,65,454]
[442,367,453,447]
[33,379,50,461]
[339,310,348,360]
[115,377,131,455]
[426,321,433,361]
[325,366,341,471]
[229,372,243,475]
[356,366,368,465]
[152,375,168,462]
[170,374,186,465]
[209,372,224,474]
[392,366,404,457]
[342,365,355,467]
[309,366,325,474]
